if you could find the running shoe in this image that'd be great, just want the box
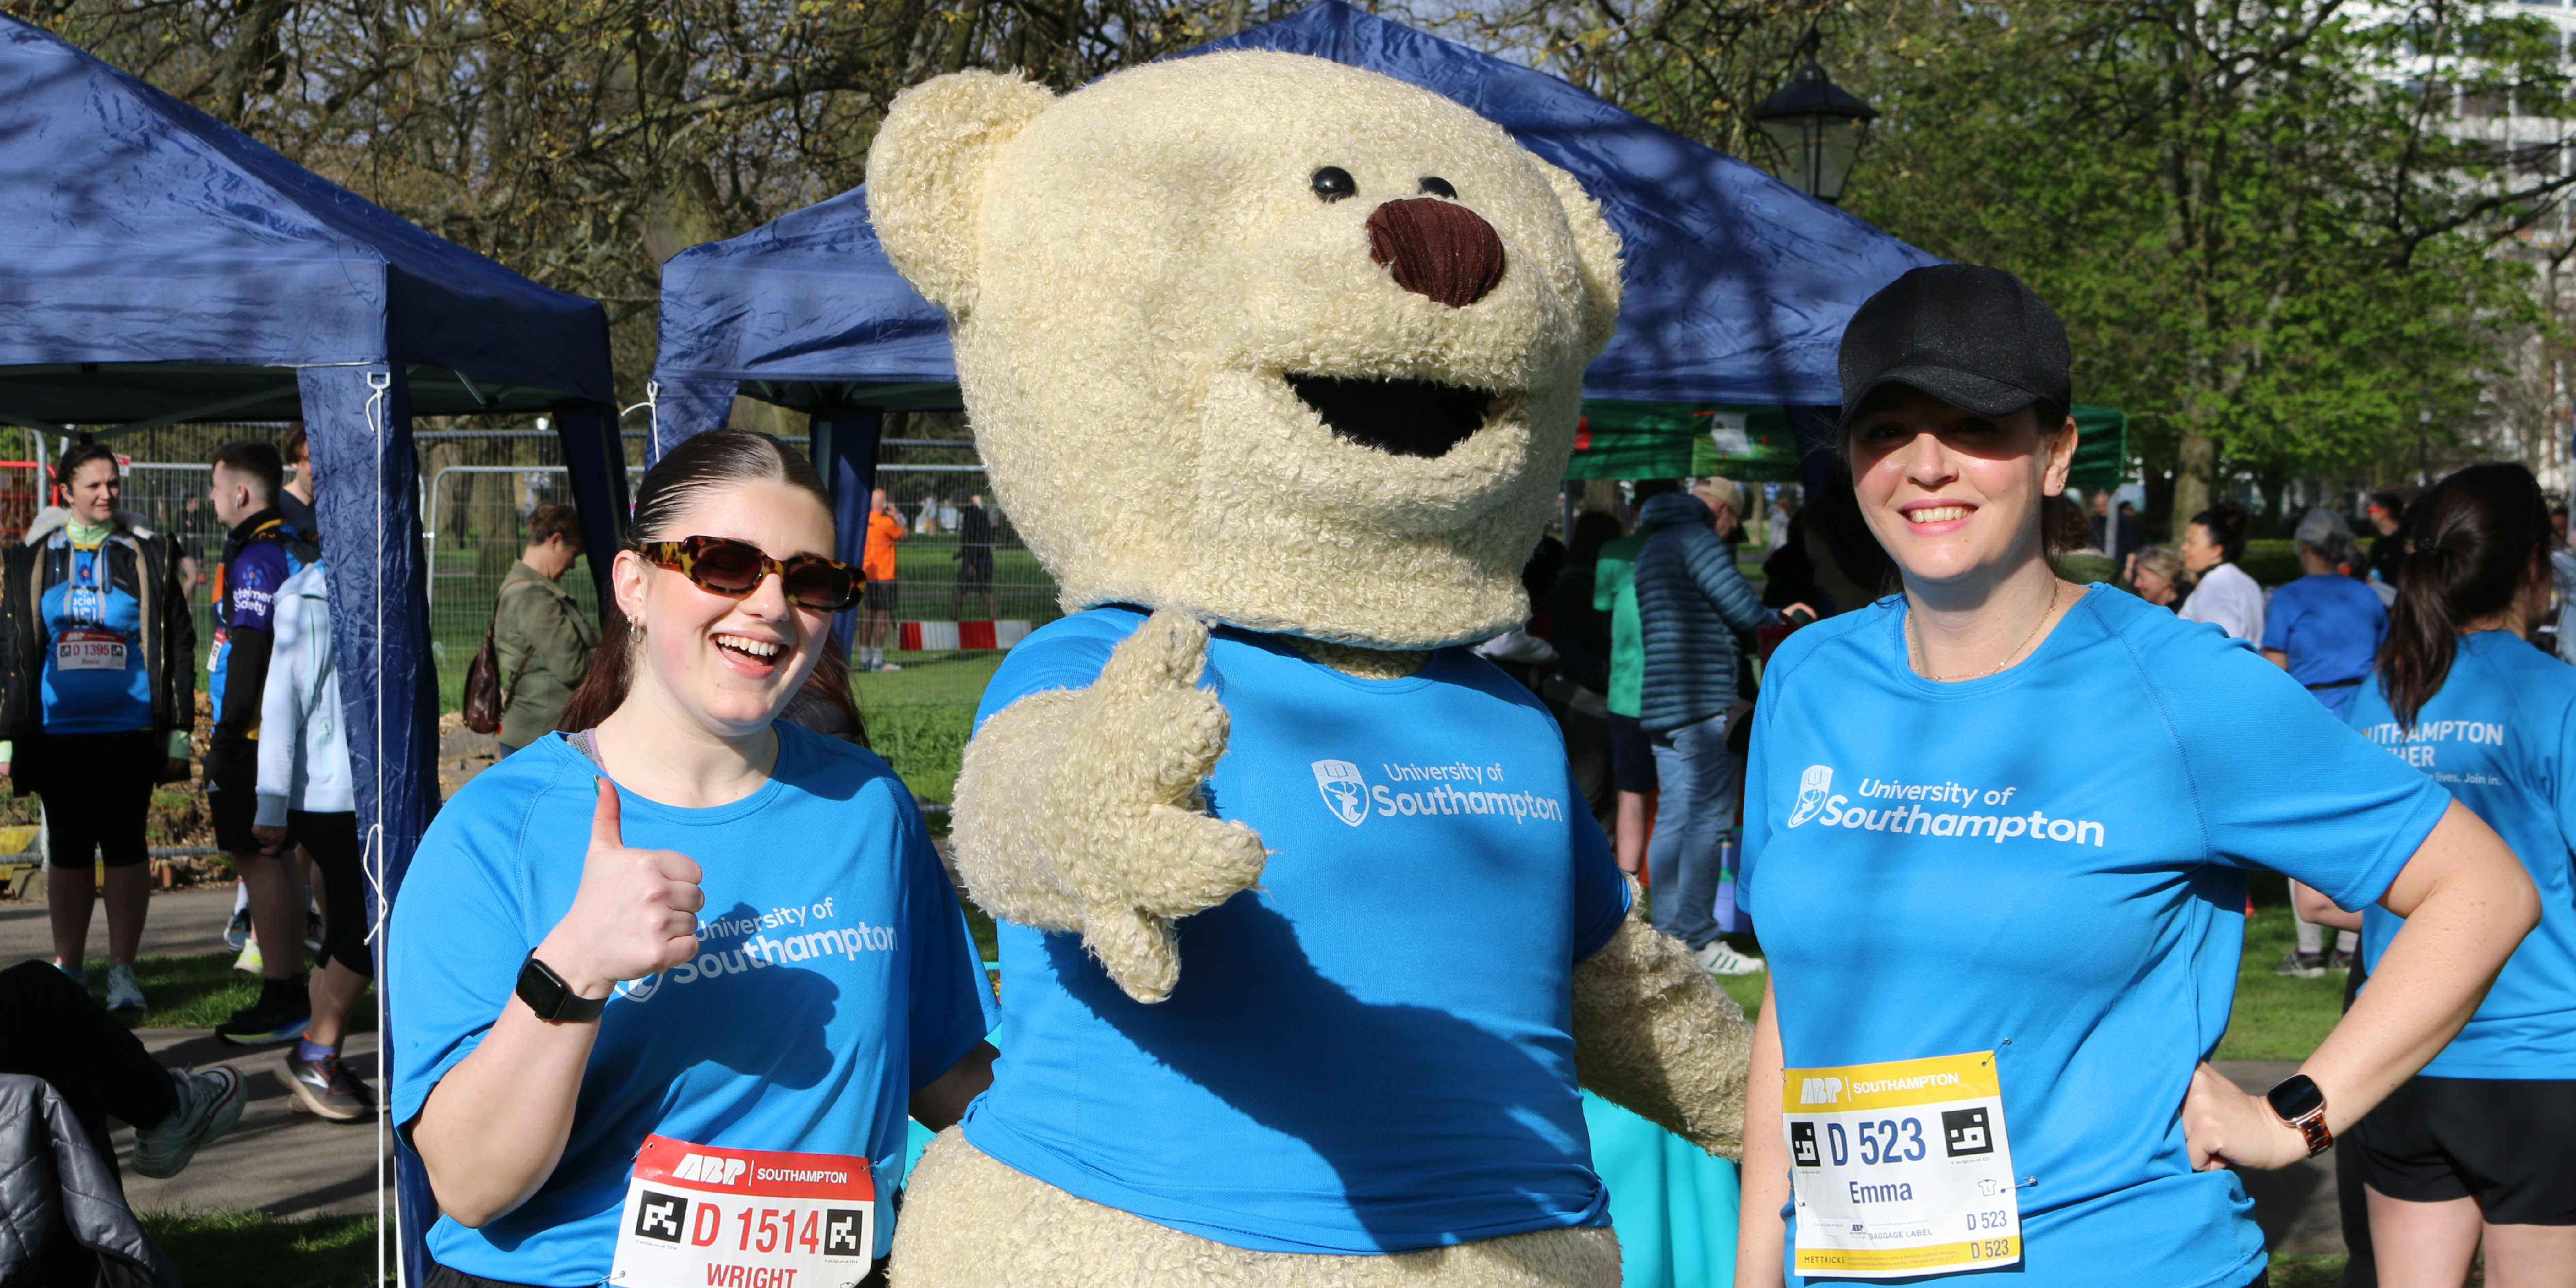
[2274,950,2328,979]
[1694,940,1766,976]
[214,982,312,1046]
[232,939,263,974]
[130,1065,246,1178]
[55,961,86,988]
[286,1052,378,1122]
[223,908,251,952]
[105,962,146,1014]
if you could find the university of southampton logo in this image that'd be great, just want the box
[1786,765,1834,828]
[1312,759,1369,827]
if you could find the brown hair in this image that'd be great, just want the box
[283,421,308,466]
[555,430,835,732]
[2375,462,2550,730]
[210,440,284,500]
[527,501,583,550]
[54,441,119,491]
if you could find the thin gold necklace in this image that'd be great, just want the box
[1909,582,2062,683]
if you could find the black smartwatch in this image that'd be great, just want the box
[2264,1073,2333,1158]
[516,952,609,1024]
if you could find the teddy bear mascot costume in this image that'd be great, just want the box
[867,48,1753,1288]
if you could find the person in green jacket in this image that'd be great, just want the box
[1590,478,1682,875]
[492,503,597,753]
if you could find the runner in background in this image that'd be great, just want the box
[2331,463,2576,1288]
[860,487,904,672]
[252,552,376,1120]
[202,440,320,1045]
[0,443,194,1013]
[1591,479,1680,875]
[393,429,995,1288]
[278,423,317,540]
[2179,500,2264,641]
[2262,507,2386,979]
[1736,264,2538,1288]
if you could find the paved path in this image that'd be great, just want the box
[120,1028,386,1221]
[0,884,239,964]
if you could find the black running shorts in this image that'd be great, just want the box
[2350,1074,2576,1225]
[1606,712,1658,795]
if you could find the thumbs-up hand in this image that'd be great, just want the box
[951,609,1268,1004]
[531,779,705,1003]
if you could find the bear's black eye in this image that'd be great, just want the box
[1418,176,1456,198]
[1311,166,1356,202]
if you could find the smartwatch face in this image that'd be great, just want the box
[2268,1076,2326,1122]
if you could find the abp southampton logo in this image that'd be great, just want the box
[1312,760,1369,827]
[1786,765,1834,828]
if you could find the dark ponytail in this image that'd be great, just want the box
[2187,500,2249,566]
[555,429,836,733]
[2376,462,2550,730]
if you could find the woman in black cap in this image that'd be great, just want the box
[1731,264,2538,1288]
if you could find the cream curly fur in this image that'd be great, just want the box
[948,609,1267,1002]
[1571,885,1754,1158]
[892,1130,1622,1288]
[867,54,1622,650]
[871,50,1750,1286]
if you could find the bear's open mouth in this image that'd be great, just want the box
[1287,374,1494,459]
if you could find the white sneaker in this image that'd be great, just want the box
[232,939,263,974]
[105,962,146,1013]
[877,660,902,671]
[130,1065,245,1178]
[1693,940,1766,976]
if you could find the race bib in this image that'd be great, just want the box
[608,1136,876,1288]
[55,628,129,671]
[1783,1051,2021,1279]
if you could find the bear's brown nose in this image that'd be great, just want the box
[1366,198,1505,309]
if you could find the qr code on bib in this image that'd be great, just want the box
[633,1192,688,1243]
[1942,1107,1993,1157]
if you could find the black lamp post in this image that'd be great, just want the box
[1751,27,1878,204]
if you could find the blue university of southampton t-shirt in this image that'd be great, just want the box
[38,535,151,734]
[959,606,1633,1254]
[2259,574,2387,714]
[388,724,997,1286]
[2346,631,2576,1079]
[1741,587,2452,1288]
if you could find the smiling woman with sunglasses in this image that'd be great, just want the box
[390,429,997,1288]
[1732,267,2538,1288]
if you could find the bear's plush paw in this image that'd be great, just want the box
[951,607,1270,1002]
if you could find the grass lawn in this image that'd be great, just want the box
[70,948,377,1033]
[1674,872,2347,1060]
[141,1210,381,1288]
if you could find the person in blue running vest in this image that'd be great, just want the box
[1735,264,2541,1288]
[0,442,194,1014]
[2330,463,2576,1288]
[392,430,996,1288]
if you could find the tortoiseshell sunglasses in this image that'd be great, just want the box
[637,536,865,612]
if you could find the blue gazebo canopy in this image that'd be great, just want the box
[651,0,1939,448]
[1,18,628,1280]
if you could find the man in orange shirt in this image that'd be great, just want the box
[861,487,905,671]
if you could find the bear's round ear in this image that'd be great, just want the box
[866,71,1058,313]
[1533,159,1624,358]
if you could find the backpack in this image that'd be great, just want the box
[462,583,538,737]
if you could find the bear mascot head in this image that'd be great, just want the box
[867,50,1621,646]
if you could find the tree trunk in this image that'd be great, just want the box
[2171,430,2214,539]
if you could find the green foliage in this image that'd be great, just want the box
[1843,0,2568,526]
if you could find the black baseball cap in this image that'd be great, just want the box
[1836,265,2071,432]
